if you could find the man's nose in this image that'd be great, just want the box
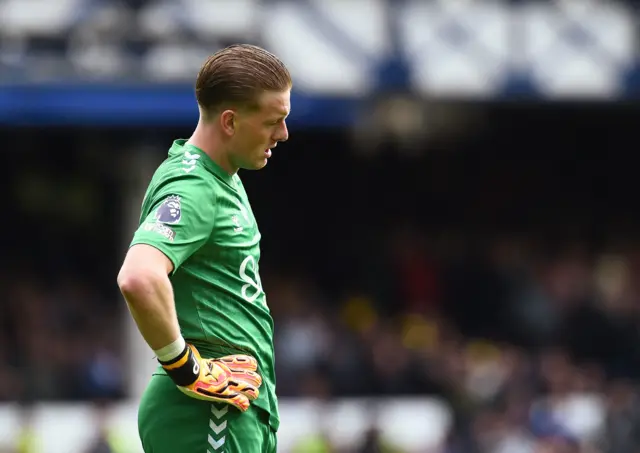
[274,121,288,143]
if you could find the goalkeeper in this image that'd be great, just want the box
[117,44,292,453]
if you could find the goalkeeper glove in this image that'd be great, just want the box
[159,343,262,412]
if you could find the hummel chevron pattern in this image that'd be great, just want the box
[208,434,225,451]
[207,404,229,452]
[210,420,227,435]
[211,405,228,419]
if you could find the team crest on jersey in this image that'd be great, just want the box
[156,195,182,224]
[232,215,243,233]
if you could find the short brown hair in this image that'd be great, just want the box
[195,44,292,115]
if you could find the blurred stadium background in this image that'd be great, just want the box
[2,0,640,452]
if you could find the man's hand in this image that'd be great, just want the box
[160,344,262,412]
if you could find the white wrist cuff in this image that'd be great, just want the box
[154,337,186,362]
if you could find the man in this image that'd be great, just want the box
[117,44,291,453]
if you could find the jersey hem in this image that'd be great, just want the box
[129,239,180,275]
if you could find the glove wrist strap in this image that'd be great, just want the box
[159,345,200,386]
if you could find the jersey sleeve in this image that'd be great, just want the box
[130,172,216,273]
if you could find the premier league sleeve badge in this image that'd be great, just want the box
[155,195,182,224]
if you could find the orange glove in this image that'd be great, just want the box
[160,344,262,411]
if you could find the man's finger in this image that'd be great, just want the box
[230,370,262,388]
[229,381,260,401]
[217,355,258,373]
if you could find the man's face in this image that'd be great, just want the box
[228,89,291,171]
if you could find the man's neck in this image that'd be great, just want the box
[187,121,237,175]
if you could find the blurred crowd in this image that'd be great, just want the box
[0,275,124,402]
[269,232,640,453]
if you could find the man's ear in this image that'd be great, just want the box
[220,110,236,136]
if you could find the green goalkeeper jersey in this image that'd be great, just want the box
[130,139,279,430]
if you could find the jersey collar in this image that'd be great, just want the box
[171,139,235,185]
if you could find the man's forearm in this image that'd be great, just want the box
[118,269,181,351]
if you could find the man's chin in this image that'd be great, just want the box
[241,159,268,171]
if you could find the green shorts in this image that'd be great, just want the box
[138,374,277,453]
